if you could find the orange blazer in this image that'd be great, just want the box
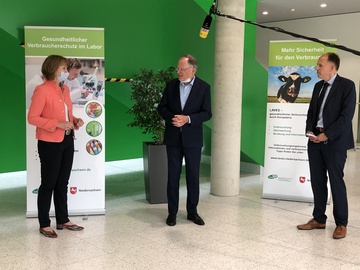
[28,80,78,142]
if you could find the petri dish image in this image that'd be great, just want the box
[85,101,102,118]
[86,121,103,137]
[86,139,103,155]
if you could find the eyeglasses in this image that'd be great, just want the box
[176,66,193,72]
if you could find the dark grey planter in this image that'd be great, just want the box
[143,142,168,204]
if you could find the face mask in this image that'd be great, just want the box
[180,77,191,83]
[58,72,69,82]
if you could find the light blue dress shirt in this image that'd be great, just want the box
[317,74,337,128]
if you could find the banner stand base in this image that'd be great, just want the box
[261,194,330,205]
[26,209,106,218]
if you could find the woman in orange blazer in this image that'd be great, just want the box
[28,55,85,238]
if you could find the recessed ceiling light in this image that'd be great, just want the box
[290,8,295,12]
[320,3,327,8]
[263,11,269,15]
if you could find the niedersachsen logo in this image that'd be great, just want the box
[268,174,278,179]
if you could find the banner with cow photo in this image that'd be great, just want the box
[262,40,336,202]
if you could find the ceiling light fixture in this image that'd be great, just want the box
[263,11,268,15]
[320,3,327,8]
[290,8,295,12]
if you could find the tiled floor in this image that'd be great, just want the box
[1,150,360,269]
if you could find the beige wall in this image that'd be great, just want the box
[256,12,360,143]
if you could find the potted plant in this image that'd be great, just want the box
[128,66,176,203]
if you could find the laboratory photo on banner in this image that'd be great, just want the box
[25,57,105,109]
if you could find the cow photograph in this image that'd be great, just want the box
[267,66,316,103]
[277,72,311,103]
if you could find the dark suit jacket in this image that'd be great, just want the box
[306,74,356,151]
[158,77,212,147]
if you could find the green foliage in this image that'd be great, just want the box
[128,66,176,144]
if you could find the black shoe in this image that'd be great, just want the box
[187,213,205,226]
[166,214,176,226]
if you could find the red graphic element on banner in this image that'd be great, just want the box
[70,187,77,194]
[299,176,306,183]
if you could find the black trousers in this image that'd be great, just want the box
[166,144,202,216]
[37,134,74,228]
[308,141,348,226]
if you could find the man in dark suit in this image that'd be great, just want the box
[158,54,212,226]
[297,52,356,239]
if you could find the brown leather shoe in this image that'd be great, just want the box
[297,218,326,230]
[333,226,346,239]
